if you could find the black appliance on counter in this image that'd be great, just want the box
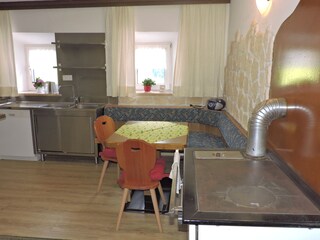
[207,98,226,111]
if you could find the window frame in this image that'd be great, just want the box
[135,42,173,92]
[24,44,58,92]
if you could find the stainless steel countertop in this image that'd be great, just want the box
[183,148,320,228]
[0,101,105,111]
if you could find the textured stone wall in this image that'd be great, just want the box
[224,22,274,130]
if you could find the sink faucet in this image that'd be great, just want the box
[74,96,81,106]
[58,85,80,106]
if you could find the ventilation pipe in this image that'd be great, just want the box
[246,98,287,157]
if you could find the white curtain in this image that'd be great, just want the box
[173,4,229,97]
[0,11,18,97]
[105,7,135,97]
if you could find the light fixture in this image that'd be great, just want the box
[256,0,272,16]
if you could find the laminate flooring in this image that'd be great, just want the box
[0,159,187,240]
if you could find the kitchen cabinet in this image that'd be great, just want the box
[60,115,94,154]
[33,108,97,157]
[0,109,39,161]
[34,111,61,152]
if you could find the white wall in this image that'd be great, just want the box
[228,0,300,46]
[135,5,180,32]
[10,6,180,33]
[10,7,106,33]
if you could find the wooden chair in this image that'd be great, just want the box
[94,115,118,192]
[115,139,168,233]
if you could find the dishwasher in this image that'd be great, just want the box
[0,109,40,161]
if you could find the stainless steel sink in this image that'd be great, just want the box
[41,103,74,109]
[0,101,104,110]
[0,102,49,109]
[70,103,104,109]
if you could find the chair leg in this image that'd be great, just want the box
[116,163,120,178]
[158,183,167,205]
[150,189,163,233]
[116,188,129,231]
[127,190,131,202]
[97,160,109,192]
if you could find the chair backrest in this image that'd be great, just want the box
[94,115,116,148]
[116,139,158,189]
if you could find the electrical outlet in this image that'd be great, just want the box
[62,75,73,81]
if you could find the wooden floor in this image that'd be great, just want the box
[0,159,188,240]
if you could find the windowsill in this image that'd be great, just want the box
[18,91,60,96]
[136,90,173,96]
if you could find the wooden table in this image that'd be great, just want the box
[105,121,189,151]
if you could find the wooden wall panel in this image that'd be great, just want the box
[0,0,230,10]
[269,0,320,194]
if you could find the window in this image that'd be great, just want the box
[135,43,172,92]
[15,44,58,93]
[26,45,58,88]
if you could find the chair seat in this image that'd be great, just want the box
[150,158,169,181]
[99,147,117,159]
[118,158,169,188]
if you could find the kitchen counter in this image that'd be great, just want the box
[183,148,320,228]
[0,101,105,161]
[0,101,104,111]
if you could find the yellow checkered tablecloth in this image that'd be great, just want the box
[116,121,188,143]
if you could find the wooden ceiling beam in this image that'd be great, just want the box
[0,0,230,10]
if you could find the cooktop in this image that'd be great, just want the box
[183,148,320,228]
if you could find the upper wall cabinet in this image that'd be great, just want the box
[0,0,230,10]
[54,33,107,103]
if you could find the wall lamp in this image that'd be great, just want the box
[256,0,272,16]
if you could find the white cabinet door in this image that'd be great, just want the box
[0,109,39,160]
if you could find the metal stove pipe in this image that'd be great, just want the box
[246,98,287,157]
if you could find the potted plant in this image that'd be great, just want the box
[142,78,156,92]
[33,77,45,93]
